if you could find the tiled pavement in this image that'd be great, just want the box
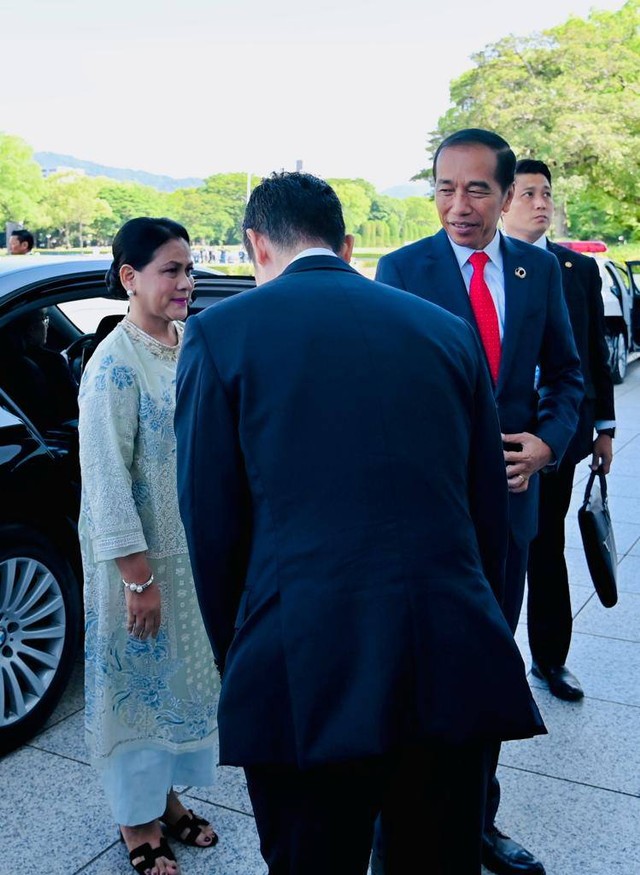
[1,364,639,875]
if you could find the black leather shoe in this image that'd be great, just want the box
[482,826,546,874]
[531,663,584,701]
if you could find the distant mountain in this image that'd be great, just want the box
[34,152,203,192]
[382,180,433,199]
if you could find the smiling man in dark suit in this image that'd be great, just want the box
[175,171,546,875]
[503,158,615,702]
[376,130,584,875]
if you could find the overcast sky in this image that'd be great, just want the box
[0,0,625,190]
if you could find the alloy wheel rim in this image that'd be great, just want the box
[0,556,66,728]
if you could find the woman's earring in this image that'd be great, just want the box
[126,289,135,298]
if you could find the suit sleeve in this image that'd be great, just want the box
[536,257,585,464]
[375,254,406,289]
[585,257,615,423]
[175,315,251,674]
[465,324,509,605]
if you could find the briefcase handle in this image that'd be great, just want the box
[582,465,608,505]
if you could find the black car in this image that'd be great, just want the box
[0,255,253,754]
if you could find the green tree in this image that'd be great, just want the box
[45,171,112,247]
[166,188,217,243]
[327,179,373,234]
[95,180,167,240]
[402,197,440,241]
[0,132,44,226]
[423,0,640,241]
[200,173,255,244]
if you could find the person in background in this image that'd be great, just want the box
[175,171,545,875]
[9,228,34,254]
[503,158,615,701]
[376,129,584,875]
[78,217,219,875]
[0,307,78,433]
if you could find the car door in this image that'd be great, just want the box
[625,261,640,351]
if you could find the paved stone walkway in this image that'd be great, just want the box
[1,365,638,875]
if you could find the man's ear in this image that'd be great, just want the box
[501,183,515,216]
[339,234,355,264]
[245,229,271,267]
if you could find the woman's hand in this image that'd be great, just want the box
[115,552,160,639]
[125,584,161,639]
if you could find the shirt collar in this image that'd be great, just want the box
[448,229,502,270]
[532,233,548,249]
[289,247,338,265]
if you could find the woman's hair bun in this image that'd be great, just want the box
[104,263,127,299]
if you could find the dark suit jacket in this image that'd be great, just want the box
[176,255,545,768]
[376,230,584,547]
[546,241,614,464]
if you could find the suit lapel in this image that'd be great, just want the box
[548,241,576,297]
[421,230,475,322]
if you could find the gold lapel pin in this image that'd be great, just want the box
[515,267,526,279]
[565,261,573,268]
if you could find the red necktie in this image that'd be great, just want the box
[468,251,501,384]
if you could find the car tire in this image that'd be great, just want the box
[0,527,80,755]
[608,331,627,384]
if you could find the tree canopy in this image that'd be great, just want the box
[0,133,45,227]
[423,0,640,242]
[0,135,434,250]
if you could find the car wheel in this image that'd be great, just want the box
[0,527,80,755]
[608,331,627,384]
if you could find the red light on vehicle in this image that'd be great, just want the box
[557,240,608,253]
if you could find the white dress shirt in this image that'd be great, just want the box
[289,247,338,265]
[447,231,505,339]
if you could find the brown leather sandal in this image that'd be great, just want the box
[162,809,218,847]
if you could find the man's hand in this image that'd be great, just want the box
[502,432,554,493]
[591,433,613,474]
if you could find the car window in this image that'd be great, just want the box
[58,298,129,333]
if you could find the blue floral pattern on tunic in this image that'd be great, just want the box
[92,355,136,392]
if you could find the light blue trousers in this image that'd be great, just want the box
[101,746,216,825]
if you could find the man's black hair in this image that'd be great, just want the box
[515,159,552,186]
[10,229,35,250]
[433,129,516,193]
[242,172,346,259]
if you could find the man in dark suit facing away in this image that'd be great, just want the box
[503,159,615,701]
[376,131,584,875]
[175,171,545,875]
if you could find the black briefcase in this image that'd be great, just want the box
[577,467,618,608]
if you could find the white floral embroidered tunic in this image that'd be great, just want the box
[79,319,219,764]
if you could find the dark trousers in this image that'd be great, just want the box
[377,744,487,875]
[526,459,577,668]
[245,758,383,875]
[484,534,529,831]
[247,743,487,875]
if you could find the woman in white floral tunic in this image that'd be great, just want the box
[79,218,219,875]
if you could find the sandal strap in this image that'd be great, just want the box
[164,809,215,846]
[188,808,211,828]
[128,838,176,874]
